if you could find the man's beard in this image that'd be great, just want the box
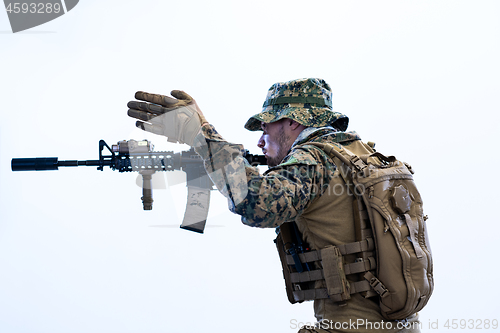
[266,126,291,167]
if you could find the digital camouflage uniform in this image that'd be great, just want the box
[194,78,421,333]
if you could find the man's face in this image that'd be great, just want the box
[257,120,292,167]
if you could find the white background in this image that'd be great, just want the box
[1,1,499,332]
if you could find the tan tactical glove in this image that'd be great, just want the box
[127,90,208,146]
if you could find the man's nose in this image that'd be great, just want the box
[257,135,265,148]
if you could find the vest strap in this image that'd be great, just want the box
[289,257,376,284]
[293,288,329,302]
[292,280,373,302]
[290,269,324,283]
[285,238,374,266]
[344,257,377,275]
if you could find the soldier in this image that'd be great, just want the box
[127,78,422,332]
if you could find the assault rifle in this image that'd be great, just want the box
[11,139,267,233]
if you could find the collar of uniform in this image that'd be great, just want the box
[292,126,339,148]
[279,127,361,168]
[293,127,362,149]
[292,126,335,148]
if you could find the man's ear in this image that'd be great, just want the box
[289,120,302,130]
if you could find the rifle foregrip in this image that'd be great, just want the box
[141,173,153,210]
[11,158,59,171]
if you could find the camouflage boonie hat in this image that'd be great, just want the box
[244,78,348,131]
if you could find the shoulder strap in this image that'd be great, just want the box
[302,142,396,170]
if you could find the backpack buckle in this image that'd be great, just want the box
[350,156,367,171]
[365,272,389,298]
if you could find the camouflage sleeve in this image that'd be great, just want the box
[238,148,336,228]
[193,124,336,228]
[193,124,252,207]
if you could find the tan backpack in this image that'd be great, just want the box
[275,141,434,321]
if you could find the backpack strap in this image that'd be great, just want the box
[303,142,396,170]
